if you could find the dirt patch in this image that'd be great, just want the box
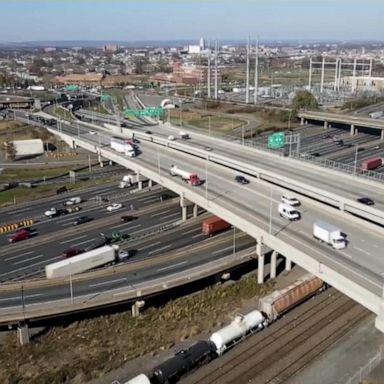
[0,275,274,384]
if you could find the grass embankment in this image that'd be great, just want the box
[169,110,246,133]
[0,275,273,384]
[53,107,73,121]
[0,166,74,183]
[0,121,55,143]
[104,89,126,110]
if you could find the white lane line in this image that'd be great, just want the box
[110,222,142,230]
[184,228,200,235]
[192,233,204,239]
[148,244,171,255]
[119,224,142,233]
[137,196,159,202]
[5,251,34,262]
[157,261,188,272]
[159,212,180,220]
[56,216,81,224]
[151,210,171,217]
[89,278,127,288]
[338,251,352,259]
[212,246,233,255]
[13,254,44,266]
[353,246,371,256]
[72,238,95,247]
[60,235,87,244]
[7,207,31,215]
[0,256,61,277]
[143,198,161,204]
[138,241,161,251]
[0,293,43,302]
[61,222,75,227]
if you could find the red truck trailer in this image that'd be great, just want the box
[202,216,230,236]
[361,156,382,171]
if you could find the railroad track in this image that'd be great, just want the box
[182,290,369,384]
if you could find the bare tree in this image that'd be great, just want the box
[4,141,17,161]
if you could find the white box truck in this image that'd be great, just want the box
[45,245,127,279]
[313,221,346,250]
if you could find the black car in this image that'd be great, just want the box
[145,130,152,135]
[357,197,375,206]
[120,215,137,222]
[74,216,91,225]
[160,193,176,201]
[56,186,68,195]
[235,175,250,185]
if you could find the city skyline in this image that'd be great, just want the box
[0,0,383,43]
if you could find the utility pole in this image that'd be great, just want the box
[254,37,259,105]
[207,41,211,98]
[308,58,312,90]
[320,57,325,93]
[214,40,218,99]
[245,36,250,103]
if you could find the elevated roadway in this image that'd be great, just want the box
[298,110,384,139]
[26,119,384,332]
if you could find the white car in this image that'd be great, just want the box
[107,203,123,212]
[89,130,96,135]
[168,135,175,141]
[281,195,300,206]
[44,208,57,217]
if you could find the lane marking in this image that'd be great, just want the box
[5,251,34,262]
[160,212,180,220]
[0,256,61,277]
[89,278,127,288]
[119,224,142,233]
[184,228,200,235]
[148,244,171,255]
[157,261,188,272]
[0,293,43,302]
[212,246,234,255]
[192,233,205,239]
[353,246,371,256]
[151,209,171,217]
[72,238,95,247]
[138,241,161,251]
[13,254,44,266]
[60,235,87,244]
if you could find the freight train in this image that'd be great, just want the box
[124,273,325,384]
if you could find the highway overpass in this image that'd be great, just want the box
[298,110,384,139]
[18,114,384,334]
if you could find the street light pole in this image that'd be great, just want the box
[232,226,236,255]
[205,155,209,201]
[269,187,273,234]
[69,262,73,304]
[242,125,245,145]
[354,144,358,175]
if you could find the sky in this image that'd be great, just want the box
[0,0,383,42]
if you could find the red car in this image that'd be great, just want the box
[8,229,31,243]
[62,248,83,258]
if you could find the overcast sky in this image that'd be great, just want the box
[0,0,382,42]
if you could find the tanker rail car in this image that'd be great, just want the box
[124,274,325,384]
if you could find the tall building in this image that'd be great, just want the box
[199,37,205,50]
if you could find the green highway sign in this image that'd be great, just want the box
[101,94,111,102]
[267,132,285,149]
[124,106,164,117]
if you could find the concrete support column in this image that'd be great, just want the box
[300,117,304,125]
[285,257,292,272]
[131,300,145,317]
[375,293,384,332]
[350,124,355,135]
[138,181,143,190]
[381,130,384,141]
[17,322,30,345]
[270,250,278,279]
[148,179,153,188]
[258,254,265,284]
[323,120,328,129]
[192,204,198,218]
[182,206,187,221]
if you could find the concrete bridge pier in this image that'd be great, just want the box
[323,120,328,129]
[300,117,305,125]
[148,179,153,189]
[17,322,30,345]
[350,124,355,135]
[270,250,278,279]
[180,194,194,221]
[193,204,198,218]
[375,290,384,332]
[131,300,145,317]
[285,257,292,271]
[257,237,266,284]
[381,130,384,141]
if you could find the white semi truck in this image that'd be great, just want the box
[45,245,128,279]
[170,165,201,186]
[110,137,136,157]
[313,221,346,249]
